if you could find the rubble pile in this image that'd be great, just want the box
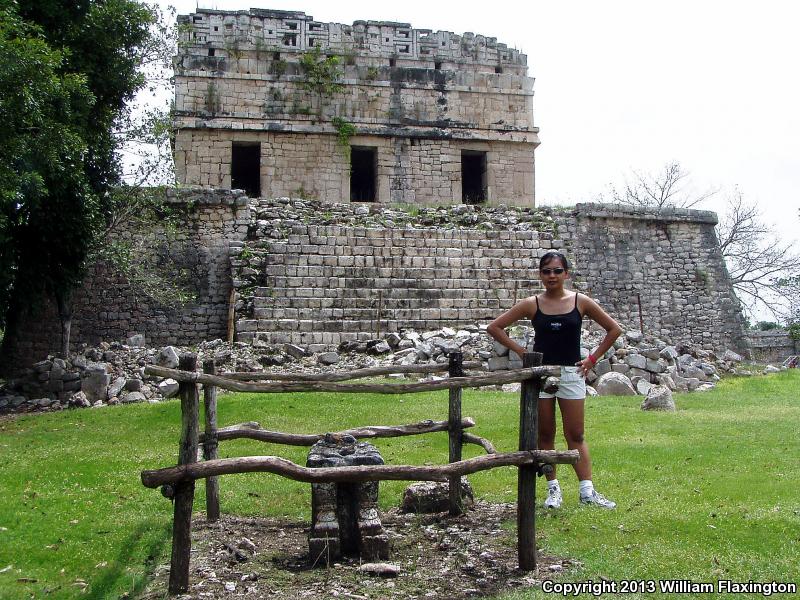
[0,324,762,415]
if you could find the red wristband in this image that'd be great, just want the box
[588,353,597,365]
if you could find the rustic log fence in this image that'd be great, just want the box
[141,352,579,594]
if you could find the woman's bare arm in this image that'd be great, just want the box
[486,297,537,358]
[576,295,623,376]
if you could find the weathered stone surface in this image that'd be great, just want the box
[70,391,91,408]
[624,354,647,370]
[385,333,402,349]
[660,346,679,361]
[108,376,126,399]
[594,359,612,376]
[625,331,643,344]
[157,346,180,369]
[126,334,146,347]
[400,478,475,514]
[317,352,340,365]
[722,349,743,362]
[594,372,636,396]
[157,378,180,398]
[121,391,147,403]
[124,378,143,392]
[284,344,309,359]
[641,385,675,411]
[81,365,110,403]
[358,563,401,578]
[368,341,392,355]
[635,379,653,396]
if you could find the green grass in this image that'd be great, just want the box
[1,371,798,599]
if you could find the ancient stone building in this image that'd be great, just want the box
[173,8,538,205]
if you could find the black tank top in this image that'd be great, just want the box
[532,293,583,366]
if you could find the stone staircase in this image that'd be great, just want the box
[233,226,551,347]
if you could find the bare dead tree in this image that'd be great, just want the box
[604,161,718,209]
[716,190,800,321]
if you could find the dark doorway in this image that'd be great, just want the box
[461,150,487,204]
[231,143,261,197]
[350,146,377,202]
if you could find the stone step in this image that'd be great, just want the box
[237,317,492,336]
[248,306,502,321]
[254,229,544,245]
[252,287,525,305]
[254,251,546,269]
[251,277,539,294]
[256,265,539,279]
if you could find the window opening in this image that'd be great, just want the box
[434,61,442,70]
[208,48,215,56]
[350,147,378,202]
[231,143,261,198]
[495,66,503,73]
[461,150,487,204]
[389,58,396,67]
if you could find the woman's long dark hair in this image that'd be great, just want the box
[539,251,570,271]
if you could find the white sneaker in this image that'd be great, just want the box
[579,490,616,509]
[543,486,562,509]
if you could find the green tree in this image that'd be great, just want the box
[0,0,155,364]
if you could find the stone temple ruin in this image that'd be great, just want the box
[174,8,538,205]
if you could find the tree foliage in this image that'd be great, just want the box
[0,0,156,360]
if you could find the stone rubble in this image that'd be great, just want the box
[0,323,754,414]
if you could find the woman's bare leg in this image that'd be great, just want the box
[557,397,592,481]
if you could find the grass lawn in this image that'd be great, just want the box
[0,370,798,599]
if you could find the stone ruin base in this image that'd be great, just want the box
[307,434,390,565]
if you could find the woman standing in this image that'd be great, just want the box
[487,251,622,509]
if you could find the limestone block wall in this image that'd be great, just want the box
[174,66,533,129]
[0,190,751,374]
[232,199,749,354]
[555,204,750,353]
[173,8,539,206]
[174,130,534,204]
[1,189,250,372]
[746,331,798,363]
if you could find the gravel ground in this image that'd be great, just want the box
[138,501,577,599]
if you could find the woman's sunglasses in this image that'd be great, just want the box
[540,268,565,275]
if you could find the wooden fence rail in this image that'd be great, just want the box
[203,418,476,445]
[142,449,578,488]
[143,364,559,394]
[220,361,485,382]
[145,351,572,594]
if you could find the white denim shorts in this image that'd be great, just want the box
[540,366,586,400]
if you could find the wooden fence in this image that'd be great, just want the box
[140,352,579,595]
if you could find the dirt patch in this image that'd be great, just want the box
[138,501,578,599]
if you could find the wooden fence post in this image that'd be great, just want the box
[169,353,199,595]
[203,359,220,522]
[448,352,464,516]
[517,351,543,572]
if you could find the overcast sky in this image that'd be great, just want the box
[161,0,800,245]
